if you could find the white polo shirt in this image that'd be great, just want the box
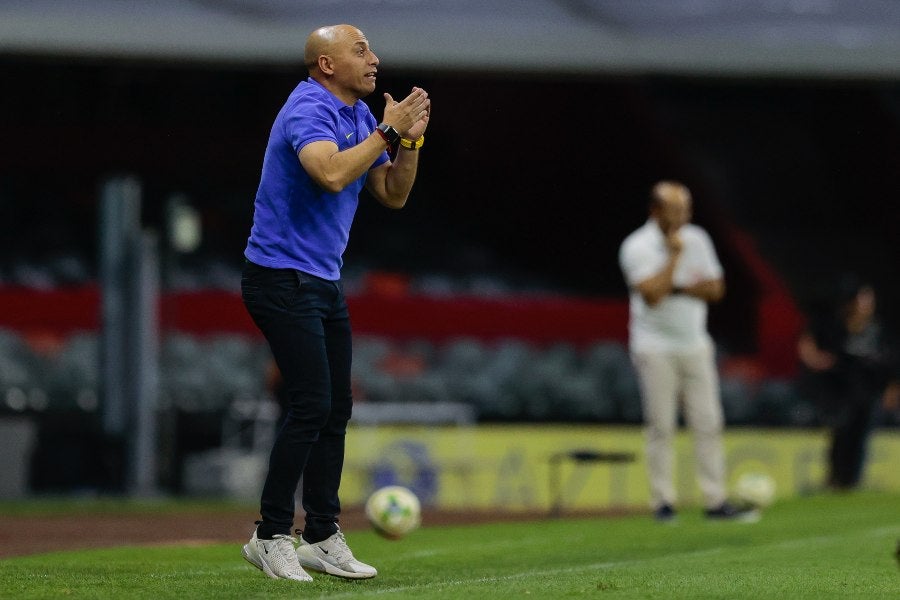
[619,220,723,353]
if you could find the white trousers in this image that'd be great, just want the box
[631,345,726,509]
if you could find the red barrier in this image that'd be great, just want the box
[726,227,804,377]
[0,286,101,335]
[0,263,800,374]
[0,285,629,346]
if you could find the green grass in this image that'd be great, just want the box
[2,492,898,599]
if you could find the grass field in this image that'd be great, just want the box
[2,492,898,599]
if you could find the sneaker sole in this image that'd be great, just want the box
[298,553,376,580]
[242,544,279,580]
[706,510,761,523]
[243,544,314,582]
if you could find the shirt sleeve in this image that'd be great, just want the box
[282,95,339,154]
[619,235,660,287]
[692,228,724,280]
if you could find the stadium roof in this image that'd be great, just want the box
[1,0,899,78]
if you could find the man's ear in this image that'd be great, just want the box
[318,55,334,75]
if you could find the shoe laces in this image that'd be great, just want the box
[271,534,298,553]
[322,530,353,563]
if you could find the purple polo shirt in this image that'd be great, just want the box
[244,78,389,280]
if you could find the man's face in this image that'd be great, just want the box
[654,189,692,234]
[330,28,379,99]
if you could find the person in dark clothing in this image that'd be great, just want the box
[798,277,900,490]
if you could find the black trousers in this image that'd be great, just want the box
[241,260,352,542]
[828,393,879,489]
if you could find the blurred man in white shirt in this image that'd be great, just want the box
[619,180,754,522]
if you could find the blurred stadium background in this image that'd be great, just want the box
[0,1,898,505]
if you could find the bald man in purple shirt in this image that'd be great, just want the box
[241,24,430,583]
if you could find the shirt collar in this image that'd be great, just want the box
[306,77,363,115]
[646,218,684,239]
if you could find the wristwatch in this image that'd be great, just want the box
[376,123,400,146]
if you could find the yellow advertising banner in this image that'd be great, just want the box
[343,425,900,511]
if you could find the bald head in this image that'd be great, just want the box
[302,24,379,104]
[304,24,361,71]
[651,181,691,209]
[650,180,692,233]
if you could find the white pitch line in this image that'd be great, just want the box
[764,525,899,551]
[316,547,726,599]
[311,525,899,599]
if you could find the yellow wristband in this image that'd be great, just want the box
[399,135,425,150]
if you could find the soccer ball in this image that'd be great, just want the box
[365,485,421,539]
[735,472,776,508]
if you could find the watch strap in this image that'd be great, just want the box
[376,123,400,146]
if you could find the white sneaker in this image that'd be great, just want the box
[242,529,313,582]
[296,528,377,579]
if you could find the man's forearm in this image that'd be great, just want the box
[637,256,680,306]
[300,134,390,194]
[381,147,420,208]
[682,279,725,302]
